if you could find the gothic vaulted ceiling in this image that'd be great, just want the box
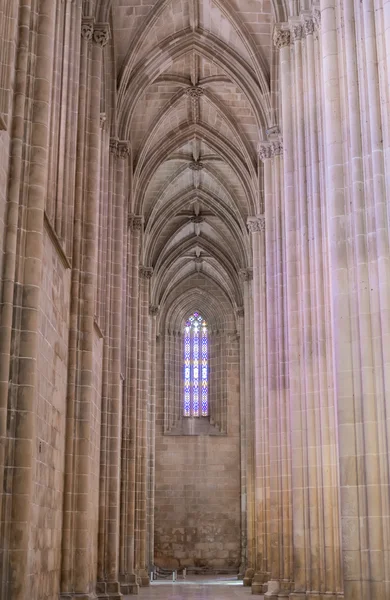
[110,0,278,320]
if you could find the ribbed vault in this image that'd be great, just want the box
[108,0,276,317]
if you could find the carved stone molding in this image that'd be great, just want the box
[273,27,290,49]
[239,268,253,282]
[139,266,153,280]
[117,141,131,159]
[149,305,159,317]
[272,140,283,156]
[185,86,204,99]
[247,215,265,234]
[129,215,144,231]
[313,8,321,30]
[258,143,273,161]
[236,307,245,318]
[189,161,204,171]
[303,17,315,36]
[81,17,94,41]
[291,24,303,41]
[93,23,110,47]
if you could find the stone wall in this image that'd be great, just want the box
[31,230,71,599]
[154,329,241,571]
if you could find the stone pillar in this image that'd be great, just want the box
[0,1,57,598]
[237,308,247,579]
[240,268,255,587]
[119,215,143,595]
[247,214,267,595]
[60,18,109,599]
[135,266,153,586]
[96,140,129,600]
[148,306,159,570]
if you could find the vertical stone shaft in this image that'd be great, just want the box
[3,1,56,598]
[0,0,32,549]
[119,216,142,594]
[148,310,158,568]
[135,267,152,584]
[237,311,247,577]
[248,213,267,595]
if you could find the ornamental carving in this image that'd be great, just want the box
[93,23,110,47]
[117,141,131,159]
[185,86,204,99]
[130,215,143,231]
[247,216,265,234]
[304,18,315,36]
[190,216,205,224]
[109,138,118,154]
[258,143,272,161]
[273,27,290,49]
[139,266,153,280]
[272,140,283,156]
[149,305,159,317]
[313,9,321,30]
[236,307,244,318]
[292,24,303,41]
[239,268,253,282]
[189,161,204,171]
[81,18,94,41]
[100,113,107,129]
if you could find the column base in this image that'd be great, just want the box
[243,568,255,586]
[60,595,97,600]
[120,574,139,595]
[251,571,268,594]
[136,569,150,587]
[96,581,122,599]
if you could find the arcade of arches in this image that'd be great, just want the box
[0,0,390,598]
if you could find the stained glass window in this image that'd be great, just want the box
[183,312,208,417]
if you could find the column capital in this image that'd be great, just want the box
[236,307,245,318]
[247,215,265,234]
[258,142,273,161]
[149,305,159,317]
[93,23,111,47]
[312,8,321,30]
[129,215,144,231]
[303,17,315,36]
[273,25,290,49]
[110,139,130,158]
[272,140,283,156]
[81,17,94,41]
[239,268,253,282]
[290,22,303,41]
[139,266,153,280]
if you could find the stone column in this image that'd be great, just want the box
[247,214,267,595]
[119,215,143,595]
[148,306,159,569]
[240,268,255,587]
[97,140,129,600]
[135,266,153,586]
[237,309,247,579]
[61,19,109,599]
[0,1,57,598]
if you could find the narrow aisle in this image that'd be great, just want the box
[134,576,260,599]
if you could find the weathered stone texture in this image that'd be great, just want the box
[32,230,71,599]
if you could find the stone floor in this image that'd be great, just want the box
[135,575,261,599]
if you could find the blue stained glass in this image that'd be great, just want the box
[183,312,208,417]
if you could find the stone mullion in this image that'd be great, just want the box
[0,0,32,563]
[247,214,267,595]
[2,2,57,598]
[119,218,141,595]
[135,268,152,586]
